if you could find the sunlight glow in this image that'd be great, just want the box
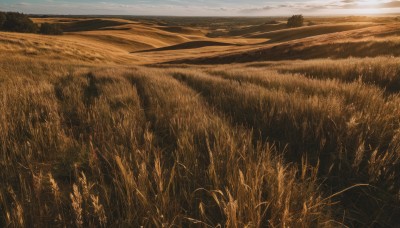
[353,0,385,15]
[358,8,384,15]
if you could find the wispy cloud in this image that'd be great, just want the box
[239,0,400,15]
[0,0,399,16]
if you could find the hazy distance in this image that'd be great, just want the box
[1,0,400,16]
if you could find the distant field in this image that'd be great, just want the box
[1,15,400,227]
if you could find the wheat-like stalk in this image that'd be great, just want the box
[70,184,83,227]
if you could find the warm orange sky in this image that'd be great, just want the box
[0,0,400,16]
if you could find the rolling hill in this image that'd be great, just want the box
[1,15,400,227]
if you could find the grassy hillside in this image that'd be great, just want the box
[170,23,400,64]
[1,16,400,227]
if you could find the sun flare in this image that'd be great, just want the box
[353,0,385,15]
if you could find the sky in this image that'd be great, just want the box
[0,0,400,16]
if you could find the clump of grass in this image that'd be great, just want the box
[171,68,400,226]
[279,57,400,93]
[0,60,399,227]
[126,68,333,226]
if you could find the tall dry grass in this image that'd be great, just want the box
[0,64,334,227]
[171,67,400,226]
[126,69,332,226]
[1,56,400,227]
[279,57,400,93]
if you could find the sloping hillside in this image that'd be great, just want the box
[12,17,400,65]
[169,23,400,64]
[250,23,377,43]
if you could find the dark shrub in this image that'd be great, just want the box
[0,12,5,29]
[39,22,63,35]
[3,12,38,33]
[287,15,304,27]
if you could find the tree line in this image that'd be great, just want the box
[0,11,63,35]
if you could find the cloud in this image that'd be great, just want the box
[341,0,354,2]
[335,0,400,8]
[336,0,400,9]
[0,1,237,16]
[15,2,30,6]
[239,6,275,13]
[236,0,400,16]
[380,1,400,8]
[238,1,340,14]
[0,0,400,16]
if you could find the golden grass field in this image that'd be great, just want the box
[1,15,400,227]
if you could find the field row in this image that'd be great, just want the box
[1,62,399,226]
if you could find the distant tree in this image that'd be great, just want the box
[39,22,63,35]
[0,12,6,29]
[287,15,304,27]
[2,12,38,33]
